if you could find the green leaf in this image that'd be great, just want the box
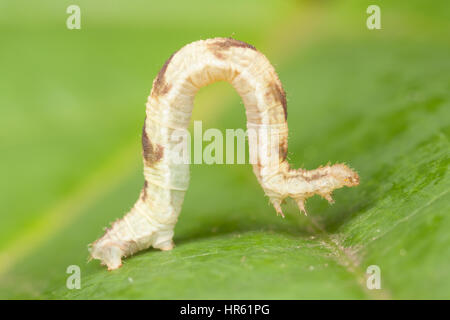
[0,1,449,299]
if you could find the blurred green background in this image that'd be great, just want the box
[0,0,449,299]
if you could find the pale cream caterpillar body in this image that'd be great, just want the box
[89,38,359,270]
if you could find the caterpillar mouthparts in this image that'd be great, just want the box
[89,38,359,270]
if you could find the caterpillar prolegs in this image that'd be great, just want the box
[89,38,359,270]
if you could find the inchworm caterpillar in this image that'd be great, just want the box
[89,38,359,270]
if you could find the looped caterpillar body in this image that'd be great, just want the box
[89,38,359,270]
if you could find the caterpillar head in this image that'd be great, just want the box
[329,163,360,188]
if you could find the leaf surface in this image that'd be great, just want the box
[0,0,448,299]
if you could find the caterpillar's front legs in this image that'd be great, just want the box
[272,199,285,218]
[266,163,359,217]
[294,198,309,216]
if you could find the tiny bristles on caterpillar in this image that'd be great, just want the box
[89,38,360,270]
